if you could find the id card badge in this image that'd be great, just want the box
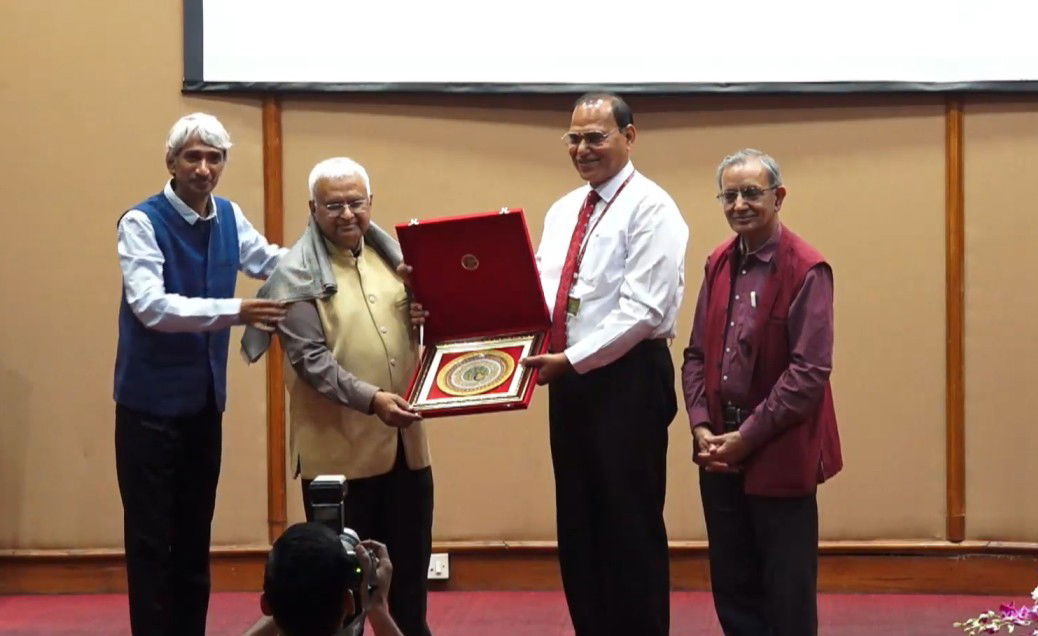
[566,295,581,316]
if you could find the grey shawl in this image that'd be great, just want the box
[240,217,403,363]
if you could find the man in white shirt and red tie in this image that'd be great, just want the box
[522,93,689,635]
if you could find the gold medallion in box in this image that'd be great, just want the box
[435,350,516,396]
[409,333,542,413]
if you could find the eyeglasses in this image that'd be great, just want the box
[321,199,370,215]
[561,127,621,148]
[716,185,779,205]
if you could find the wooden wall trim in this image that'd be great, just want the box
[436,548,1038,596]
[4,541,1037,596]
[7,539,1035,559]
[434,539,1038,556]
[0,547,269,595]
[944,96,966,543]
[262,96,287,544]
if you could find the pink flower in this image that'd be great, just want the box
[954,584,1038,633]
[1000,603,1038,623]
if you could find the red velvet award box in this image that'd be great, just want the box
[396,208,550,417]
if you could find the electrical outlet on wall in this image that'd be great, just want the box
[427,553,449,580]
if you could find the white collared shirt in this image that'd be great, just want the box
[116,181,287,332]
[536,161,689,374]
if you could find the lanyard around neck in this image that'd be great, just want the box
[573,171,635,277]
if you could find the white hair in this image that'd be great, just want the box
[307,157,372,199]
[716,148,783,189]
[165,112,232,158]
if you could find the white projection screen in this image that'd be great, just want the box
[183,0,1038,93]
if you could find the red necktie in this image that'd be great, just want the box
[549,189,600,352]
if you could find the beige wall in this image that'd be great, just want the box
[963,103,1038,542]
[0,2,1032,551]
[0,1,269,549]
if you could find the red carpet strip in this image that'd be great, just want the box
[0,590,1010,634]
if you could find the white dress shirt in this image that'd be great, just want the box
[536,161,689,374]
[117,181,287,333]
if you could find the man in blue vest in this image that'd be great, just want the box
[114,113,288,635]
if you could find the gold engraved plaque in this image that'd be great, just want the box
[406,333,543,415]
[435,350,515,396]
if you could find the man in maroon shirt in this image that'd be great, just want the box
[682,149,842,635]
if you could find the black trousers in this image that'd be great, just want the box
[302,441,434,636]
[699,470,819,636]
[548,339,675,636]
[115,397,222,636]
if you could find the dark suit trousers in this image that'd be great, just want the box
[549,339,675,636]
[302,441,434,636]
[699,470,818,636]
[115,397,222,636]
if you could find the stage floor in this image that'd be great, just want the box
[0,590,1009,634]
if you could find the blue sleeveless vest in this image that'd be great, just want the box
[114,193,240,416]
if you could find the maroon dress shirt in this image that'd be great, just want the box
[682,228,834,448]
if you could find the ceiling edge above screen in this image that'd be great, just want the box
[180,79,1038,95]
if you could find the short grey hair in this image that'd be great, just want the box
[165,113,232,158]
[307,157,372,199]
[716,148,782,189]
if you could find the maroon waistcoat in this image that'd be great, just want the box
[703,226,842,496]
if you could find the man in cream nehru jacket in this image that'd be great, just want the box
[273,157,433,636]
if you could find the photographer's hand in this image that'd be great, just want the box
[358,540,392,605]
[357,541,403,636]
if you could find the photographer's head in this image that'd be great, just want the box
[261,522,357,636]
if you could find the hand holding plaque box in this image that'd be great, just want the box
[396,209,550,417]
